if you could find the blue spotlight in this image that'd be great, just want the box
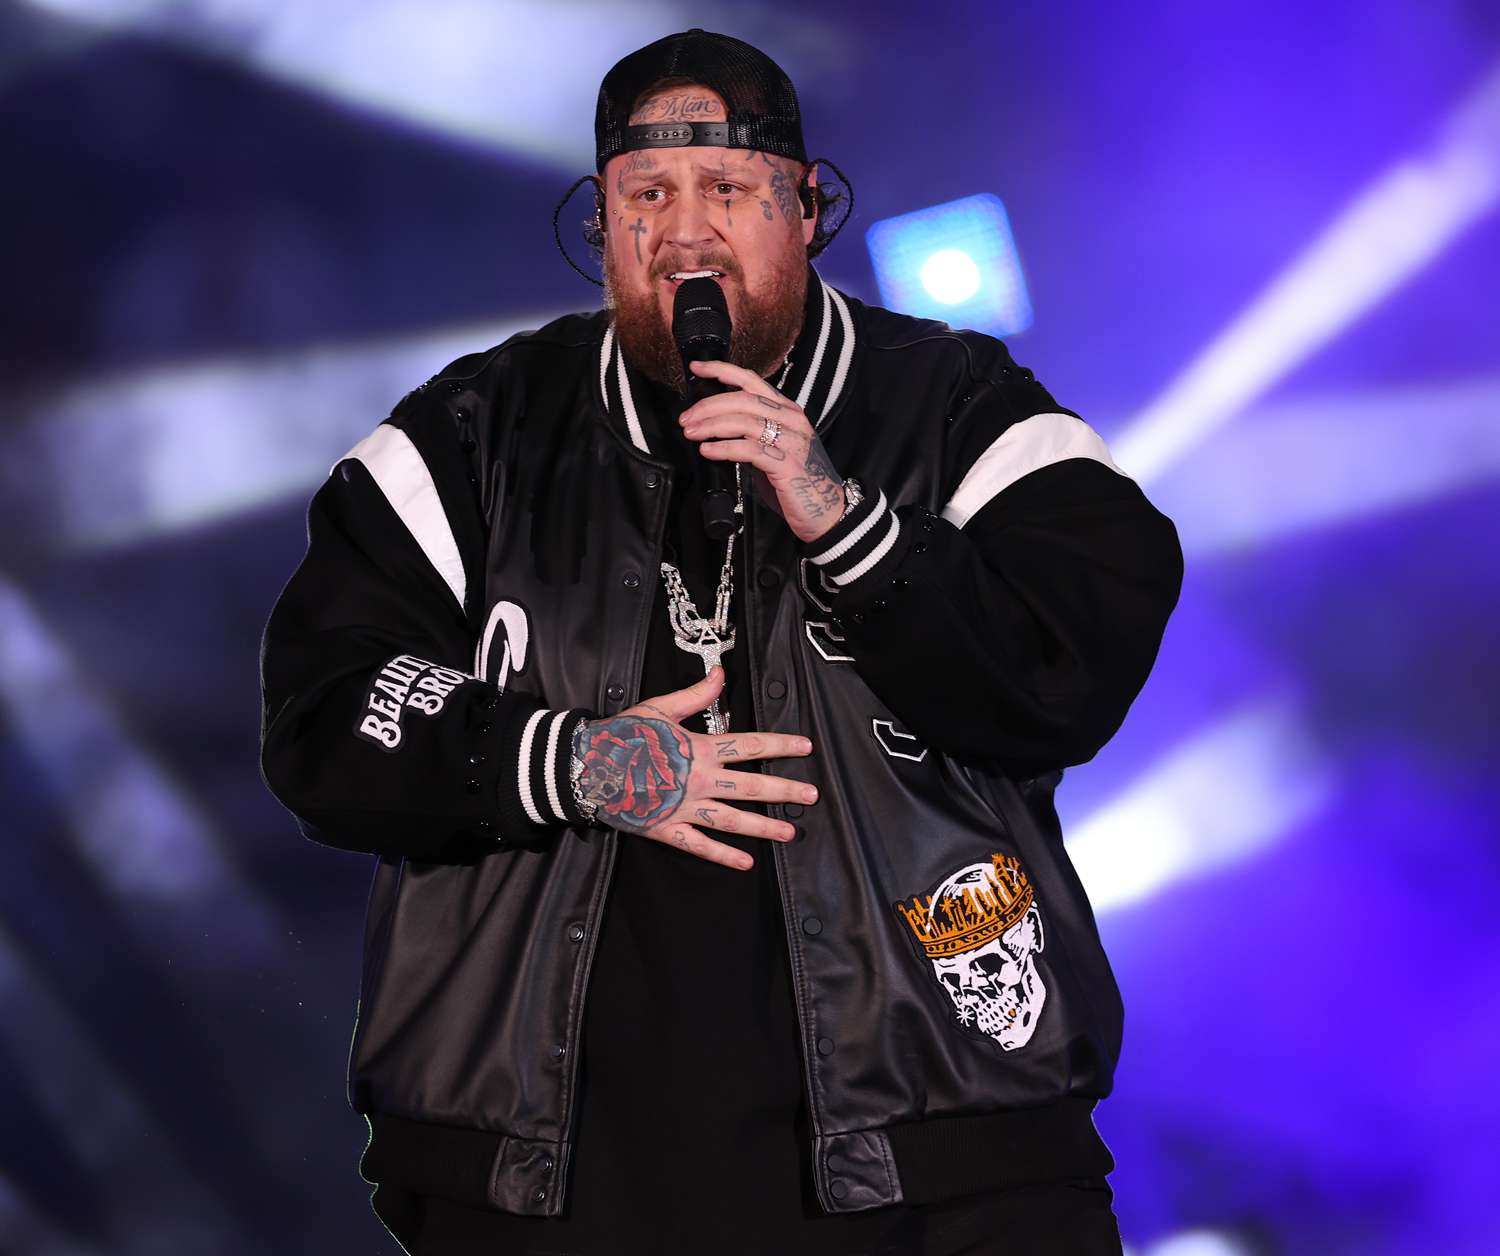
[865,194,1033,336]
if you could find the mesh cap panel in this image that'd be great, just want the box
[595,28,807,173]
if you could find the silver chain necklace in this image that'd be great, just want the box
[660,462,742,735]
[659,357,794,734]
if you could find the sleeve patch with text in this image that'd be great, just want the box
[354,653,472,752]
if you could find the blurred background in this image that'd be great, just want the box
[2,1,1497,1252]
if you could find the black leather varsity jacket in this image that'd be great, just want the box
[259,267,1183,1245]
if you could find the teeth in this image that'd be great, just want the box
[669,270,723,280]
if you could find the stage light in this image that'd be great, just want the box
[20,1,835,169]
[1149,1232,1252,1256]
[1,315,550,553]
[0,576,278,959]
[920,249,983,305]
[866,194,1033,336]
[1153,374,1500,557]
[1114,58,1500,485]
[1065,695,1333,916]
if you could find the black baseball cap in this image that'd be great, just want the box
[594,28,808,173]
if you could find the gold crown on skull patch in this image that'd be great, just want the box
[897,853,1034,959]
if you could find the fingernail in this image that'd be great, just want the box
[799,739,813,753]
[804,787,818,803]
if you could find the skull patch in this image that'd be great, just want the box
[896,853,1047,1052]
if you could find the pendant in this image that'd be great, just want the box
[671,625,735,733]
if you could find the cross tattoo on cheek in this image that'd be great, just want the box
[630,217,646,264]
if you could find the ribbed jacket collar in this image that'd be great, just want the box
[597,265,856,455]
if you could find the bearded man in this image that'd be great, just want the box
[260,28,1183,1256]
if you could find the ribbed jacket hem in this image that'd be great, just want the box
[355,1097,1112,1225]
[885,1096,1114,1205]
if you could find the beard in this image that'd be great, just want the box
[604,241,807,393]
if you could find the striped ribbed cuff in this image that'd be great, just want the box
[802,486,902,588]
[495,706,596,836]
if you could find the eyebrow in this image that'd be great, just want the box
[621,158,761,188]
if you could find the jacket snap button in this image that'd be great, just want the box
[829,1178,848,1200]
[644,470,661,489]
[550,1043,566,1060]
[871,598,887,613]
[802,915,823,936]
[767,679,787,699]
[606,683,625,702]
[465,779,481,794]
[467,751,485,766]
[757,568,781,588]
[542,1155,555,1173]
[816,1036,835,1056]
[622,571,640,589]
[914,542,927,555]
[532,1187,548,1203]
[476,721,493,737]
[784,803,803,819]
[827,1153,847,1173]
[567,923,585,942]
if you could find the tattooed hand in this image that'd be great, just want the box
[678,359,847,545]
[572,667,817,871]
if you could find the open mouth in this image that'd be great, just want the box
[664,269,726,285]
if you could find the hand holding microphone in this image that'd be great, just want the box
[672,278,849,547]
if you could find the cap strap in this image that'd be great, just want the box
[622,120,755,151]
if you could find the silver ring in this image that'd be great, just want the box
[758,417,783,448]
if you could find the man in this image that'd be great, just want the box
[260,28,1183,1256]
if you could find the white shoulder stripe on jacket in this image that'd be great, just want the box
[941,412,1128,530]
[335,423,467,608]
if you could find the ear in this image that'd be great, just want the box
[799,163,818,246]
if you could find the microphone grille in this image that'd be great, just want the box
[672,276,731,348]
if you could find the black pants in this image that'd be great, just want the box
[411,1176,1124,1256]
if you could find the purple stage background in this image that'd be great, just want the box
[2,2,1497,1253]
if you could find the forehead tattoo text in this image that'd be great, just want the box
[630,93,727,124]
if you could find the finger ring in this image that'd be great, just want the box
[758,417,782,448]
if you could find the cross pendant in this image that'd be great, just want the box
[699,642,729,734]
[672,630,734,734]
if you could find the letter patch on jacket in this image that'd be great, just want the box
[894,853,1047,1052]
[355,653,471,752]
[798,559,854,664]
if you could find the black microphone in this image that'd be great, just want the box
[671,276,739,541]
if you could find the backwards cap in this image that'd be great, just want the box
[594,28,808,173]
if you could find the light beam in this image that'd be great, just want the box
[1113,60,1500,485]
